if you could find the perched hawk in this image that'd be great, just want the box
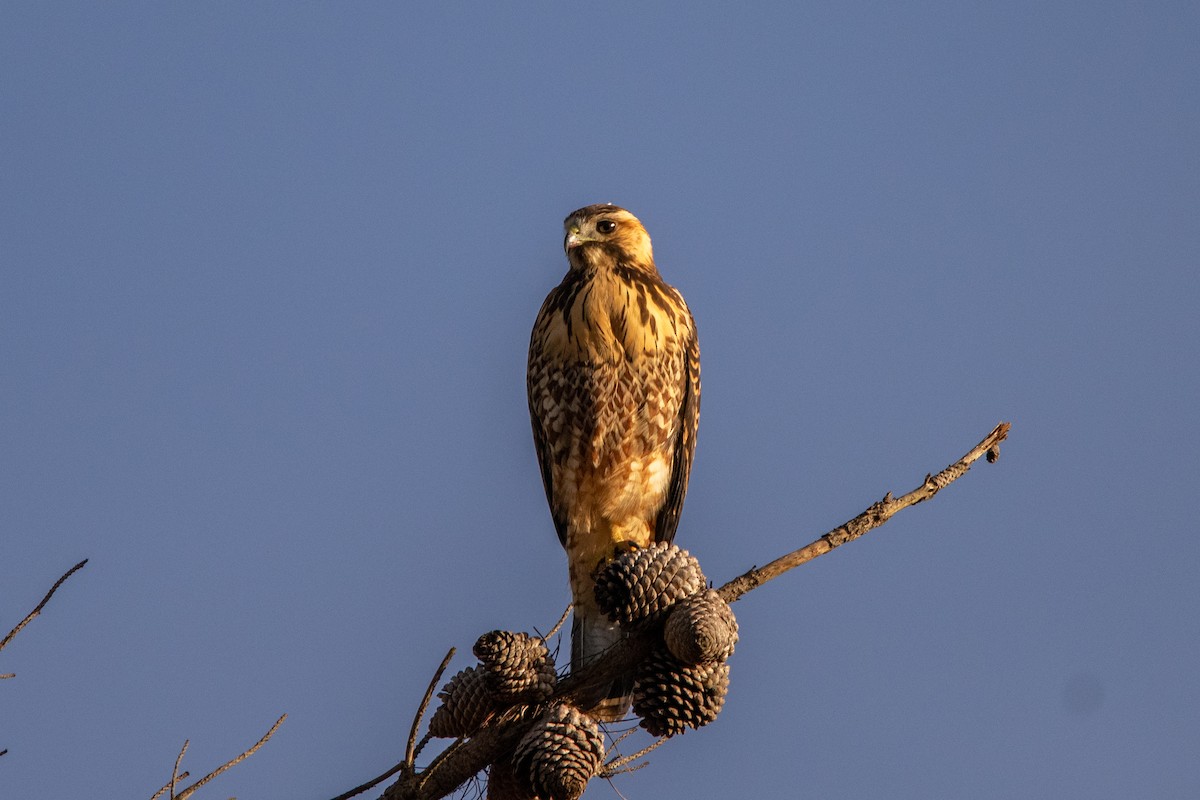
[527,204,700,718]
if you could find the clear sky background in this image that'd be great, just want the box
[3,3,1198,799]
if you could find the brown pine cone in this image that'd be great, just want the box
[593,543,706,629]
[512,704,604,800]
[474,630,558,702]
[632,647,730,737]
[487,758,538,800]
[428,665,496,738]
[663,589,739,665]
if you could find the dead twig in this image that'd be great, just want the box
[150,714,286,800]
[170,739,188,799]
[601,735,668,777]
[717,422,1010,603]
[328,647,459,800]
[0,559,89,668]
[396,714,528,800]
[603,726,638,754]
[407,648,456,768]
[149,773,191,800]
[327,760,407,800]
[540,604,572,643]
[1,559,89,756]
[149,741,192,800]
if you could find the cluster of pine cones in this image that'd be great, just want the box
[428,544,737,800]
[594,542,738,738]
[429,630,558,738]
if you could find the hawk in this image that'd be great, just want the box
[527,204,700,719]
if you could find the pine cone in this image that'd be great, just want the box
[512,704,604,800]
[632,648,730,737]
[593,543,706,629]
[428,665,496,738]
[487,758,538,800]
[474,630,558,702]
[663,589,739,665]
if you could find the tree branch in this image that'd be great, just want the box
[601,735,668,776]
[717,421,1010,603]
[407,647,456,770]
[372,421,1011,800]
[1,559,89,757]
[387,711,531,800]
[149,714,287,800]
[0,559,89,669]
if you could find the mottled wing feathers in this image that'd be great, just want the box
[528,283,575,546]
[653,307,700,545]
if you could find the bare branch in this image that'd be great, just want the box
[327,761,407,800]
[604,758,653,778]
[407,647,456,769]
[0,559,89,662]
[717,422,1010,603]
[152,714,286,800]
[388,713,530,800]
[149,770,190,800]
[410,733,433,771]
[603,726,638,755]
[601,736,668,776]
[170,739,189,800]
[152,772,192,800]
[327,648,459,800]
[1,559,89,757]
[149,740,191,800]
[540,604,572,643]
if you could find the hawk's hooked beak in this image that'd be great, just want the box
[565,225,584,251]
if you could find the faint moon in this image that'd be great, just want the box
[1062,672,1105,715]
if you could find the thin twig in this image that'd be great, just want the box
[601,736,668,776]
[327,760,408,800]
[169,713,286,800]
[357,651,462,800]
[149,771,190,800]
[397,717,526,800]
[406,647,456,769]
[606,759,653,778]
[541,604,572,642]
[170,740,189,800]
[413,733,471,794]
[0,559,89,657]
[1,562,89,760]
[604,726,638,754]
[717,422,1010,603]
[411,732,434,766]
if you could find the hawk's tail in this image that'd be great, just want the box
[571,612,633,721]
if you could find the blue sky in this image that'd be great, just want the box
[3,3,1198,798]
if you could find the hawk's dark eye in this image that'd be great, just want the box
[596,219,617,234]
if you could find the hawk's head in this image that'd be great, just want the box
[563,204,656,274]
